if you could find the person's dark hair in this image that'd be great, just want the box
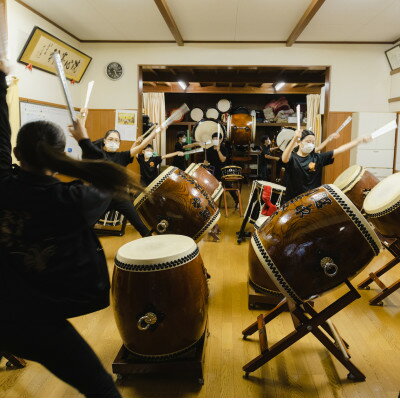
[176,131,185,140]
[260,135,270,144]
[93,130,121,148]
[301,129,315,141]
[144,144,153,150]
[16,121,142,196]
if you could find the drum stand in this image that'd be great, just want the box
[236,182,259,244]
[247,279,284,310]
[358,236,400,306]
[241,280,366,382]
[112,323,209,385]
[0,353,26,369]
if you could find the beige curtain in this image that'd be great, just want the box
[6,76,19,164]
[143,93,166,155]
[306,94,322,145]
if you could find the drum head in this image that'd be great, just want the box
[217,99,231,113]
[193,119,225,149]
[364,172,400,215]
[116,234,197,265]
[190,108,204,122]
[333,165,364,193]
[255,180,286,192]
[276,128,295,151]
[206,108,219,119]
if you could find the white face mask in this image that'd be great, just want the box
[144,151,153,158]
[105,142,119,152]
[181,137,186,143]
[212,139,219,146]
[302,142,315,154]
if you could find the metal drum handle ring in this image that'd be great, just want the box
[137,312,157,331]
[320,257,338,277]
[156,219,169,233]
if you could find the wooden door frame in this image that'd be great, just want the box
[137,64,331,139]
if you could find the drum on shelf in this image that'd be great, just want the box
[252,185,381,303]
[112,235,208,359]
[248,242,284,305]
[276,128,295,151]
[185,163,223,202]
[333,165,380,210]
[94,209,127,236]
[190,108,204,122]
[205,108,219,120]
[363,172,400,238]
[227,113,256,145]
[217,99,232,113]
[193,118,225,149]
[134,166,220,242]
[221,165,242,181]
[244,181,286,225]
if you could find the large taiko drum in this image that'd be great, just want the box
[193,119,225,149]
[134,166,220,242]
[185,163,223,202]
[252,185,381,303]
[227,113,256,145]
[248,223,284,306]
[363,172,400,238]
[333,165,379,210]
[112,235,208,359]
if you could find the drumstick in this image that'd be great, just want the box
[82,81,94,113]
[53,52,75,123]
[217,123,221,142]
[141,123,157,139]
[370,119,397,139]
[334,116,352,136]
[161,103,189,130]
[296,105,301,130]
[184,148,204,155]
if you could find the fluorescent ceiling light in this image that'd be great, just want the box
[274,81,285,91]
[178,80,187,90]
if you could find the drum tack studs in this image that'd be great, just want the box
[320,257,339,277]
[137,312,158,331]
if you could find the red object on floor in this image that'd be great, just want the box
[261,185,277,216]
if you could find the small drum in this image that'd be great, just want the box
[244,181,286,225]
[134,166,220,242]
[363,172,400,238]
[205,108,219,119]
[193,119,225,149]
[112,235,208,358]
[221,165,242,181]
[248,243,284,305]
[185,163,223,202]
[227,113,256,145]
[190,108,204,122]
[217,99,232,113]
[252,185,381,303]
[333,165,379,210]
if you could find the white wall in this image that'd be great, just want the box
[389,73,400,112]
[79,42,391,113]
[7,0,83,106]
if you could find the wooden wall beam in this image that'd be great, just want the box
[153,0,184,46]
[286,0,326,47]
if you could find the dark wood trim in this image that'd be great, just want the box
[19,97,80,111]
[153,0,183,46]
[14,0,81,42]
[393,36,400,44]
[394,113,399,172]
[390,67,400,75]
[137,65,143,136]
[286,0,326,47]
[388,96,400,103]
[322,66,331,140]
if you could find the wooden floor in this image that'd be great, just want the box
[1,184,400,398]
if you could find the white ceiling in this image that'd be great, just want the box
[17,0,400,43]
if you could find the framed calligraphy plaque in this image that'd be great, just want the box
[18,26,92,83]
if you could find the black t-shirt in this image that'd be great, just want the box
[284,150,334,201]
[259,144,271,166]
[173,142,186,170]
[206,145,227,180]
[103,150,133,167]
[137,154,162,186]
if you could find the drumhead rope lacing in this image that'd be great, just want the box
[251,232,303,304]
[115,247,199,272]
[323,185,381,255]
[249,278,283,297]
[366,200,400,218]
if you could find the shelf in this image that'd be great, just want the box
[170,122,306,128]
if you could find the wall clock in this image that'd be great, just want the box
[106,62,123,80]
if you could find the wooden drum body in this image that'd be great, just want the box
[252,185,381,303]
[134,166,220,242]
[228,113,255,145]
[364,172,400,238]
[333,165,379,210]
[185,163,223,202]
[112,235,208,358]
